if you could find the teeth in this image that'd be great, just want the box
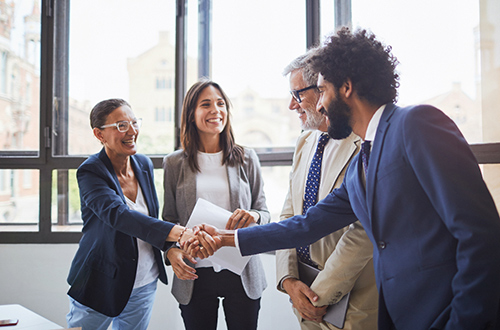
[207,118,221,123]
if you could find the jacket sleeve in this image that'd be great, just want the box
[77,158,173,251]
[311,220,373,306]
[238,179,358,256]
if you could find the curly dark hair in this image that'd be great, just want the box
[309,27,400,105]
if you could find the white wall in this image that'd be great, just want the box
[0,244,299,330]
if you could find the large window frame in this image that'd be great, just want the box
[1,0,500,243]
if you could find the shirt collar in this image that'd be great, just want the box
[364,104,386,143]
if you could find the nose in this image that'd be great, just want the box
[316,95,324,113]
[209,104,221,113]
[289,96,299,111]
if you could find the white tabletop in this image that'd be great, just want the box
[0,304,63,329]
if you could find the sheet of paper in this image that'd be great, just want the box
[186,198,251,275]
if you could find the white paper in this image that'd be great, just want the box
[186,198,251,275]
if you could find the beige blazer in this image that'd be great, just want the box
[163,148,269,305]
[276,131,378,330]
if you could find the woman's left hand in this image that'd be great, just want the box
[225,209,259,230]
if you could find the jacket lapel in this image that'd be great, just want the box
[319,133,360,199]
[98,148,125,202]
[294,134,316,209]
[131,155,157,217]
[227,164,239,211]
[366,104,397,220]
[182,163,198,222]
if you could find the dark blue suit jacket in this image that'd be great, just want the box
[67,148,174,317]
[238,104,500,330]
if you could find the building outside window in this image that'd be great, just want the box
[0,0,499,241]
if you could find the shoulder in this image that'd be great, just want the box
[389,103,445,122]
[295,130,316,148]
[391,104,457,134]
[163,149,187,169]
[242,147,259,164]
[78,151,106,173]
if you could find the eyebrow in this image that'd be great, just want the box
[199,97,224,103]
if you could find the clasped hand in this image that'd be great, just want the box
[169,209,253,281]
[179,208,254,259]
[177,225,221,259]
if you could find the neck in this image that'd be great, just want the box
[350,101,382,140]
[199,135,221,153]
[107,151,131,176]
[318,119,328,132]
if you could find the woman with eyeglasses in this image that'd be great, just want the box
[162,79,269,330]
[66,98,218,330]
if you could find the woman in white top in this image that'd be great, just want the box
[162,79,270,330]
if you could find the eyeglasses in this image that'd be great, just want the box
[290,85,318,103]
[100,119,142,133]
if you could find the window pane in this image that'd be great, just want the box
[0,169,39,232]
[320,0,335,37]
[351,0,500,144]
[67,0,177,155]
[261,166,292,222]
[0,0,40,155]
[51,169,82,232]
[210,0,306,149]
[482,164,500,214]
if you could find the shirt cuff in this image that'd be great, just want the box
[279,275,297,291]
[234,229,242,255]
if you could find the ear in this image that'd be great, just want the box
[340,79,353,99]
[93,127,105,143]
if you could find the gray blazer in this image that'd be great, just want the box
[162,147,269,305]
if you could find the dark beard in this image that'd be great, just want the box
[326,97,353,139]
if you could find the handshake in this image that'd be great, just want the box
[168,208,256,281]
[178,224,236,259]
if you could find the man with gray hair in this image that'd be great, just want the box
[276,49,378,330]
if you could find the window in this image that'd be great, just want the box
[0,0,499,243]
[0,0,40,155]
[351,0,500,210]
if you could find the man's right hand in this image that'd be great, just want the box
[282,277,327,323]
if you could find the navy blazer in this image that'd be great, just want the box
[67,148,174,317]
[237,104,500,330]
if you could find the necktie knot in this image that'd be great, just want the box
[318,133,329,149]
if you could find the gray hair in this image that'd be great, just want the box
[282,47,320,86]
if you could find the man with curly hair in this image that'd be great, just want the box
[194,27,500,330]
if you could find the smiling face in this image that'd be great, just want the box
[288,70,326,131]
[193,85,228,140]
[94,105,139,160]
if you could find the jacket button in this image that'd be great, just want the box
[378,241,386,249]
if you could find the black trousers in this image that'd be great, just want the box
[179,268,261,330]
